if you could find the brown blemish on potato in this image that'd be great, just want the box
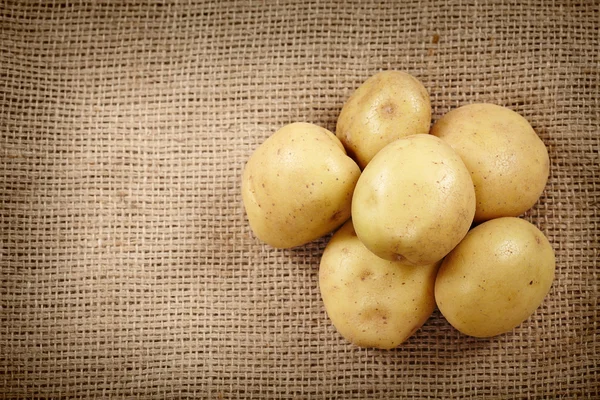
[362,307,389,325]
[535,235,542,245]
[330,210,342,222]
[380,101,397,118]
[359,270,373,281]
[393,253,406,262]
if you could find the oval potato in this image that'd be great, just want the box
[242,122,361,248]
[319,220,440,349]
[351,134,476,265]
[430,103,550,222]
[336,70,431,169]
[435,217,555,338]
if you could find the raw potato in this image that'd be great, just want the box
[435,217,555,338]
[351,134,476,265]
[430,103,550,222]
[336,70,431,169]
[319,220,440,349]
[242,122,361,248]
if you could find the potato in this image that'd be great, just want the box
[430,103,550,222]
[241,122,361,248]
[336,70,431,169]
[351,134,476,265]
[435,217,555,338]
[319,220,440,349]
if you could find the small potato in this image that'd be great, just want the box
[319,220,440,349]
[336,70,431,169]
[351,134,476,266]
[435,217,555,338]
[241,122,361,249]
[430,103,550,222]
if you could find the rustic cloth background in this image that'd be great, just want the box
[1,0,598,398]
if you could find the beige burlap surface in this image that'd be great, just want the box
[1,0,598,398]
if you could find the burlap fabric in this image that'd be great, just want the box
[1,0,598,398]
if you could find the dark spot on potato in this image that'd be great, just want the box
[330,210,342,222]
[529,280,533,285]
[359,270,373,281]
[535,235,541,245]
[393,254,406,262]
[380,101,396,118]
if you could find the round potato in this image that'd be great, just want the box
[242,122,361,248]
[435,217,555,338]
[319,220,440,349]
[336,70,431,169]
[430,103,550,222]
[351,134,476,266]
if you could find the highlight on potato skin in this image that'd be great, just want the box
[319,219,440,350]
[241,122,361,249]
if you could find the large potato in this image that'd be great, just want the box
[351,134,476,265]
[336,70,431,169]
[319,220,440,349]
[435,217,555,338]
[430,103,550,222]
[242,122,361,248]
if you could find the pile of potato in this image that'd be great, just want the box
[242,71,555,349]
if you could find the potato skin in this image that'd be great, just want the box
[241,122,361,248]
[351,134,476,266]
[430,103,550,222]
[336,70,431,169]
[319,220,440,349]
[435,217,555,338]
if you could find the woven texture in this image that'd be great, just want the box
[1,0,598,398]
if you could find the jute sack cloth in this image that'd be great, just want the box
[1,0,598,398]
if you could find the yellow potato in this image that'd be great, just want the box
[336,70,431,169]
[430,103,550,222]
[319,220,440,349]
[435,217,555,338]
[241,122,360,248]
[351,134,476,265]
